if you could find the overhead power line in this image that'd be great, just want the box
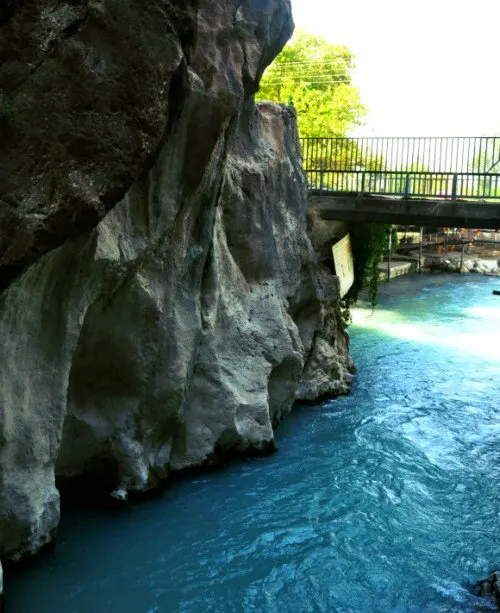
[263,72,354,79]
[266,71,351,76]
[263,77,353,85]
[263,67,355,77]
[265,82,351,87]
[268,59,355,67]
[265,75,351,80]
[265,81,353,87]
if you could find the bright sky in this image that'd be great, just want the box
[291,0,500,137]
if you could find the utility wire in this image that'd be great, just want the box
[263,72,354,80]
[263,73,354,80]
[269,74,351,82]
[265,73,351,78]
[268,59,355,67]
[265,83,352,87]
[263,79,353,86]
[268,67,354,72]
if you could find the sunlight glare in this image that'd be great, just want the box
[351,308,500,361]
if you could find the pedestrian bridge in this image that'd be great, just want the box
[303,136,500,229]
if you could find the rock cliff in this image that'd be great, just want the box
[0,0,352,596]
[0,0,291,291]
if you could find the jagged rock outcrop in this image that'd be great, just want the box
[0,98,353,570]
[297,276,354,401]
[0,0,353,595]
[297,208,354,401]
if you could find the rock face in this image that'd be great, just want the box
[297,210,354,401]
[0,0,291,291]
[0,98,352,568]
[297,289,354,401]
[0,0,353,592]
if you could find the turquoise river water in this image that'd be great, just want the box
[7,275,500,612]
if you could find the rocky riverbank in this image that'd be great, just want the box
[378,254,500,280]
[425,254,500,276]
[0,0,352,598]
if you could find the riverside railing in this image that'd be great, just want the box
[301,137,500,200]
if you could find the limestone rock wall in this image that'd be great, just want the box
[297,208,354,402]
[0,0,291,291]
[0,98,351,572]
[0,0,353,592]
[0,0,293,568]
[297,281,354,402]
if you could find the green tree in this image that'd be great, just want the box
[257,31,366,138]
[467,137,500,199]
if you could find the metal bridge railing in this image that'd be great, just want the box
[301,137,500,200]
[305,170,500,200]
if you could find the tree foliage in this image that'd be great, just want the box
[257,31,366,138]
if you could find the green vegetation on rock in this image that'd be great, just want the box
[346,224,387,308]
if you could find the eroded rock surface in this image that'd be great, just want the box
[0,0,291,291]
[0,0,353,587]
[0,96,352,570]
[297,288,354,401]
[0,0,292,575]
[297,209,354,401]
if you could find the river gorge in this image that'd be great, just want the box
[1,1,500,610]
[6,274,500,612]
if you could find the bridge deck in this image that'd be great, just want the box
[312,193,500,230]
